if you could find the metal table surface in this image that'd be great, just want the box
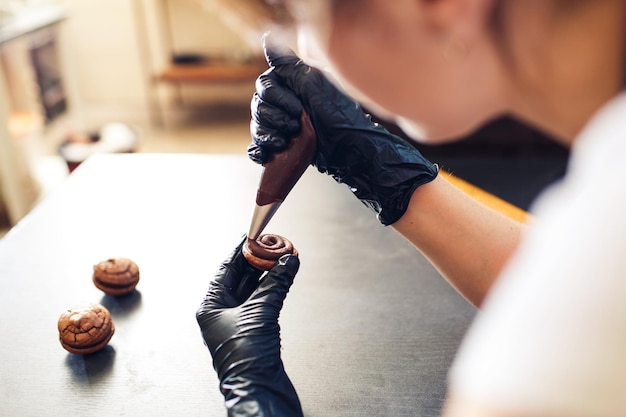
[0,154,475,417]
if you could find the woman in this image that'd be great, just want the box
[196,1,626,416]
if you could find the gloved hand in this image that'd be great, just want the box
[196,237,303,417]
[249,37,439,226]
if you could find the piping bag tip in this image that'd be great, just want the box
[247,111,316,241]
[247,201,282,241]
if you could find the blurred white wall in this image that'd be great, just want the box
[56,0,145,105]
[53,0,258,123]
[2,0,262,226]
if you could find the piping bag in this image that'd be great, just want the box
[247,112,317,240]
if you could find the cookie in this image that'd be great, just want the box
[58,303,115,354]
[93,257,140,296]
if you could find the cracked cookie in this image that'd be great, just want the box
[58,303,115,354]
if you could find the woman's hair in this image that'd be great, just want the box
[204,0,295,36]
[204,0,364,33]
[208,0,593,35]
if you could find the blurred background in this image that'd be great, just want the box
[0,0,568,238]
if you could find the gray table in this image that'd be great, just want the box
[0,154,475,416]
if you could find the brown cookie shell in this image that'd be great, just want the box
[58,303,115,354]
[93,257,140,296]
[243,234,298,271]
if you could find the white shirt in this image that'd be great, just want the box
[449,92,626,417]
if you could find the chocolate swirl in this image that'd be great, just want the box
[243,234,297,271]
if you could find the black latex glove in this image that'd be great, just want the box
[196,237,303,417]
[249,37,439,226]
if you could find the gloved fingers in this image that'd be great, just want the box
[248,71,303,166]
[262,32,301,68]
[255,70,303,118]
[261,51,347,126]
[209,235,264,308]
[248,254,300,310]
[251,92,301,138]
[249,121,290,156]
[247,142,269,165]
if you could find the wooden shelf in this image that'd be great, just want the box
[158,59,268,83]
